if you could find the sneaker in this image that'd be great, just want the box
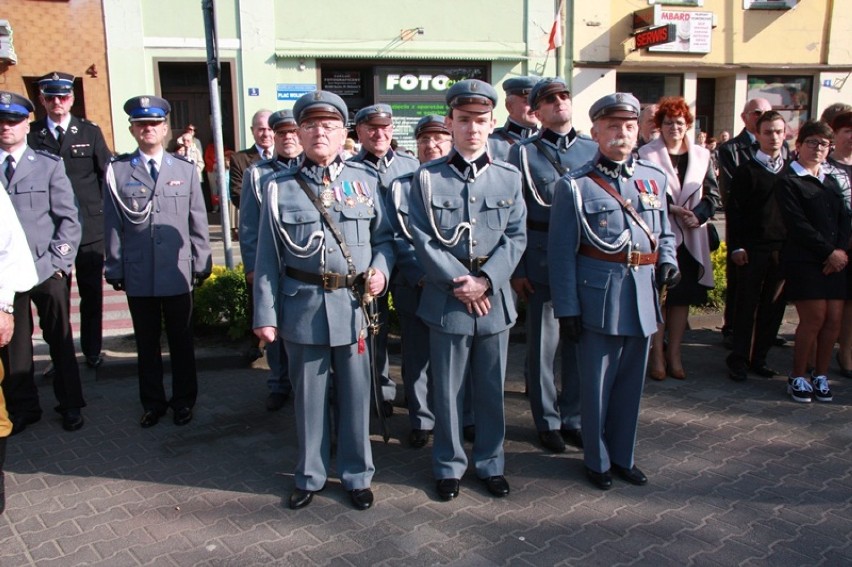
[787,376,813,403]
[810,375,833,402]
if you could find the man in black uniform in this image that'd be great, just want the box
[29,72,112,369]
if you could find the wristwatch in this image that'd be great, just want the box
[0,302,13,314]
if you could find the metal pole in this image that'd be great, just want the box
[202,0,234,269]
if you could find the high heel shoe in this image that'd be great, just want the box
[668,367,687,380]
[648,367,666,381]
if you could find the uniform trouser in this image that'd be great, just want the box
[127,294,198,413]
[398,309,434,430]
[525,285,581,432]
[430,328,508,480]
[372,293,395,402]
[2,277,84,418]
[729,244,786,368]
[265,337,292,395]
[578,330,649,474]
[72,241,104,358]
[287,341,374,491]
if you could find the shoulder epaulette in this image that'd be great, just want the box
[78,117,99,127]
[491,159,521,174]
[422,155,451,171]
[267,167,299,183]
[33,149,61,161]
[111,152,133,163]
[169,152,194,164]
[392,171,416,185]
[635,158,666,175]
[566,161,594,180]
[344,160,372,174]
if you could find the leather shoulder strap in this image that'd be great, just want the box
[293,174,357,275]
[587,170,657,251]
[531,139,567,176]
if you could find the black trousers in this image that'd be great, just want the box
[0,276,85,418]
[70,240,104,358]
[127,294,198,413]
[728,243,786,369]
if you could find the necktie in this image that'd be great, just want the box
[55,125,65,146]
[263,149,271,160]
[4,155,15,184]
[148,159,159,183]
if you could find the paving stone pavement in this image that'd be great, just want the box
[2,309,851,566]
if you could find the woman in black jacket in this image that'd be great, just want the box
[775,121,851,403]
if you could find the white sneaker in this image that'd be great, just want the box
[811,375,833,402]
[787,376,813,403]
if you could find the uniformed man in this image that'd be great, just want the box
[507,78,597,454]
[29,71,113,369]
[350,104,419,416]
[239,109,303,411]
[407,79,527,501]
[488,76,541,161]
[104,95,212,428]
[387,114,452,449]
[0,91,84,434]
[253,91,394,511]
[0,173,40,514]
[549,93,679,490]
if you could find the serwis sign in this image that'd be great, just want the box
[635,24,676,49]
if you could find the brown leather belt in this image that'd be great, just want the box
[527,219,549,232]
[461,256,489,272]
[578,244,658,267]
[285,266,363,290]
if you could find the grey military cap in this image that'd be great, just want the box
[354,103,393,126]
[446,79,498,114]
[268,109,297,130]
[414,114,450,138]
[502,76,540,96]
[528,77,570,110]
[589,93,641,122]
[293,90,348,124]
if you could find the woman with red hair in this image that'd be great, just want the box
[639,97,720,379]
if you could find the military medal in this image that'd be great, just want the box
[320,187,334,207]
[635,179,660,208]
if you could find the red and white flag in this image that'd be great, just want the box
[547,0,565,51]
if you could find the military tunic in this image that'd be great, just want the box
[407,150,527,480]
[508,129,597,434]
[488,119,536,162]
[549,154,676,474]
[253,156,395,492]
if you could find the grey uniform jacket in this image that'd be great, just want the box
[387,172,425,316]
[349,148,419,192]
[407,151,527,336]
[488,120,536,162]
[104,151,212,297]
[3,146,81,284]
[252,159,395,347]
[508,130,597,285]
[548,157,676,338]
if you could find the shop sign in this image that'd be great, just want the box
[276,83,316,101]
[649,5,713,53]
[635,24,676,49]
[377,66,485,97]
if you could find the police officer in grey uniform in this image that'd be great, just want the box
[104,95,212,429]
[549,93,679,490]
[239,109,302,411]
[387,115,452,449]
[507,78,596,453]
[488,76,540,162]
[407,80,527,501]
[350,104,419,414]
[0,91,84,434]
[253,91,394,511]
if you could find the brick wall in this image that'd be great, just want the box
[0,0,115,149]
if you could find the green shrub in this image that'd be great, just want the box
[193,264,250,339]
[706,240,727,310]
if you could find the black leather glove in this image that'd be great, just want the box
[193,272,211,287]
[107,279,125,291]
[559,316,583,344]
[657,262,681,290]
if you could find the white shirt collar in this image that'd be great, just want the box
[790,160,826,183]
[0,145,29,168]
[46,115,73,138]
[138,148,165,169]
[254,144,272,159]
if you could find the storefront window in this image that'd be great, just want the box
[615,73,683,106]
[747,75,813,140]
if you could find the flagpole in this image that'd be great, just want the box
[556,0,565,77]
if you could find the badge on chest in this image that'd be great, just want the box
[635,179,661,208]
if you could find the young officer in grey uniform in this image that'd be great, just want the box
[407,80,527,501]
[239,109,303,412]
[104,95,212,429]
[507,78,597,454]
[350,104,419,414]
[549,93,679,490]
[0,91,84,434]
[387,114,453,449]
[253,91,394,511]
[488,76,540,162]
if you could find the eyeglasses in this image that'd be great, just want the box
[416,136,451,147]
[43,94,72,102]
[300,122,345,133]
[542,92,570,105]
[802,139,831,150]
[275,129,299,137]
[662,119,687,129]
[364,125,392,135]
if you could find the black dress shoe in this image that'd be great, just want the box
[560,428,584,449]
[173,407,193,426]
[349,488,374,510]
[462,425,475,443]
[585,467,613,490]
[289,488,314,509]
[381,401,394,418]
[538,430,566,453]
[728,367,748,382]
[42,364,56,380]
[61,409,84,432]
[9,413,41,436]
[140,410,161,428]
[480,475,510,497]
[409,429,431,449]
[85,354,104,369]
[266,392,289,411]
[750,364,779,378]
[612,464,648,486]
[436,478,460,501]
